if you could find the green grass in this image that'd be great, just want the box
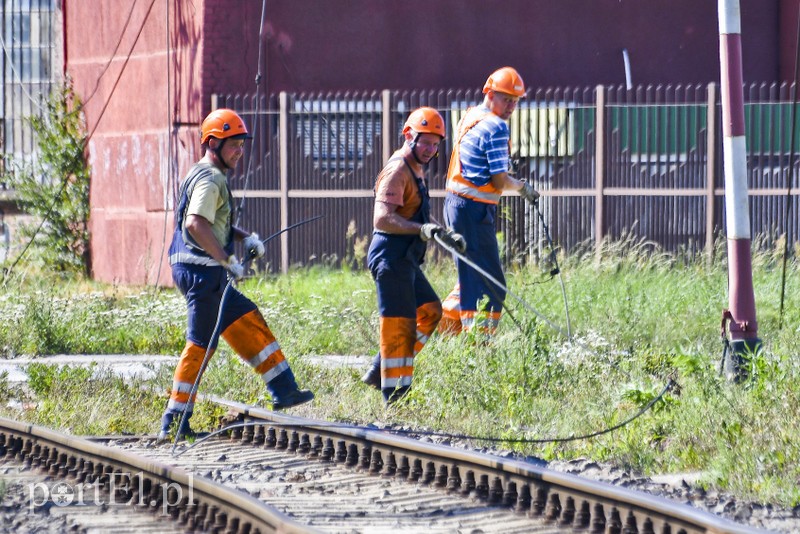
[1,243,800,507]
[0,283,184,356]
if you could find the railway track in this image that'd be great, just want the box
[0,415,305,533]
[1,397,767,533]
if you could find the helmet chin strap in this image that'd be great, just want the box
[409,137,424,165]
[408,134,437,165]
[212,138,233,169]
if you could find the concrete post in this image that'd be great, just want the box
[594,85,606,263]
[382,90,392,164]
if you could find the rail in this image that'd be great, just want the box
[204,395,763,534]
[0,415,313,533]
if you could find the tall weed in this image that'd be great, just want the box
[1,247,800,506]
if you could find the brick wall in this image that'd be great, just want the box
[62,0,796,285]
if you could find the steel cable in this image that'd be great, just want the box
[172,377,674,457]
[233,0,269,227]
[169,215,323,454]
[2,0,159,283]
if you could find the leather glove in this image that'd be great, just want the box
[519,181,540,204]
[419,223,443,242]
[243,232,265,259]
[438,228,467,253]
[222,254,245,281]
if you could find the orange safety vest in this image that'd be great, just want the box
[445,107,504,204]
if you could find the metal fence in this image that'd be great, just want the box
[217,82,800,273]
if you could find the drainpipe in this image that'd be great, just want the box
[717,0,761,381]
[61,0,68,76]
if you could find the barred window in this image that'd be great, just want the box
[294,99,381,172]
[1,0,58,164]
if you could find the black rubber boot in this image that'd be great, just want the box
[361,353,381,390]
[156,411,197,443]
[272,389,315,410]
[383,386,410,405]
[267,368,315,410]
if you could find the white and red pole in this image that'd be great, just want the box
[718,0,761,380]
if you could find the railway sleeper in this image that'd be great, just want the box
[203,399,737,534]
[0,423,307,534]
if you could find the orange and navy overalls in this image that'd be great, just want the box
[441,105,509,335]
[367,153,442,403]
[161,162,302,431]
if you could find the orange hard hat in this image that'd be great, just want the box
[200,108,250,144]
[402,107,445,138]
[482,67,526,97]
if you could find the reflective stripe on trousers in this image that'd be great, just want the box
[166,264,299,412]
[438,283,463,335]
[443,192,505,333]
[367,233,442,396]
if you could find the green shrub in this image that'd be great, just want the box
[2,81,90,276]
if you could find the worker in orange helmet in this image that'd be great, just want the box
[439,67,540,337]
[361,107,466,404]
[158,108,314,442]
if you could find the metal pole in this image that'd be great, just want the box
[622,49,633,91]
[717,0,761,381]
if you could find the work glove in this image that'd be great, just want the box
[222,254,245,281]
[438,228,467,254]
[519,181,540,204]
[419,223,443,242]
[243,232,265,259]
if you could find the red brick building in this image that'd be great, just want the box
[62,0,800,284]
